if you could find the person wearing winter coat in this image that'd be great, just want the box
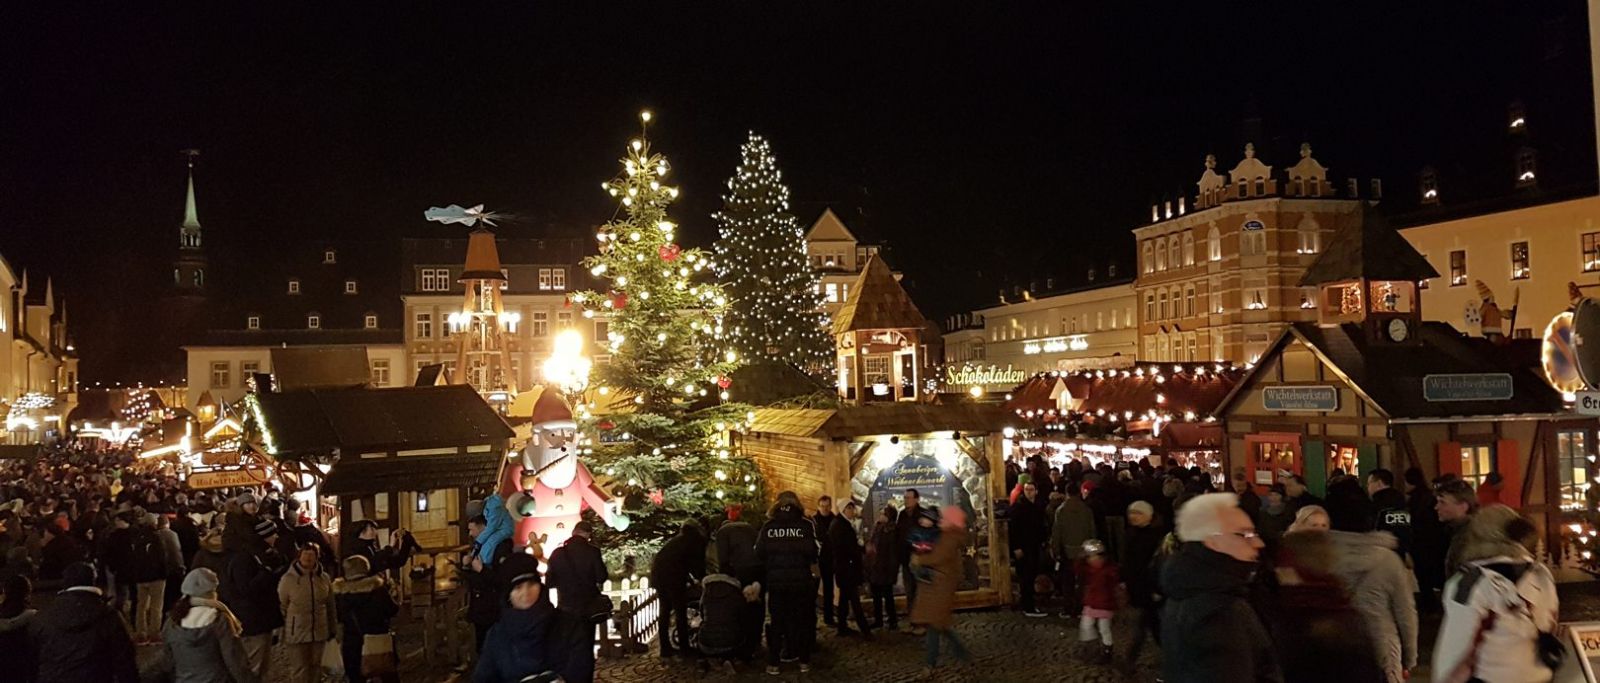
[1120,501,1166,671]
[36,521,83,583]
[910,506,970,679]
[1050,480,1098,617]
[191,528,229,577]
[543,521,606,682]
[756,492,820,675]
[1323,479,1418,683]
[1009,481,1049,617]
[1265,531,1386,683]
[866,505,901,631]
[1159,493,1283,683]
[157,513,188,612]
[473,571,582,683]
[811,496,838,626]
[462,515,515,653]
[162,568,259,683]
[220,520,286,680]
[649,521,706,657]
[894,489,926,615]
[27,562,140,683]
[713,505,760,583]
[334,555,400,683]
[828,501,873,636]
[340,520,417,576]
[1433,505,1560,683]
[1076,539,1120,664]
[278,545,335,683]
[129,512,172,643]
[0,575,38,683]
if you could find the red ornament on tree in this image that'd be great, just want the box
[717,376,732,389]
[648,489,665,506]
[658,244,682,262]
[609,291,628,310]
[597,420,616,431]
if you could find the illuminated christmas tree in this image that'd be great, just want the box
[570,112,765,554]
[712,133,832,374]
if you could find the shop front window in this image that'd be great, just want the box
[1558,430,1591,510]
[1327,444,1359,476]
[1461,444,1494,487]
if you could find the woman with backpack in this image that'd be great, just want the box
[1432,504,1560,683]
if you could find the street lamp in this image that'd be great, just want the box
[542,328,592,397]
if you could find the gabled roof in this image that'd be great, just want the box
[1216,322,1561,420]
[749,402,1015,440]
[804,208,858,243]
[1299,209,1439,286]
[833,255,928,334]
[252,384,513,455]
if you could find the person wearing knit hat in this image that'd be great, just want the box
[165,568,252,682]
[182,567,220,598]
[226,520,287,678]
[333,552,400,682]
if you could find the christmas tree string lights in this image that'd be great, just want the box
[712,132,832,374]
[568,112,765,560]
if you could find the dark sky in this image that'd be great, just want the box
[2,2,1593,382]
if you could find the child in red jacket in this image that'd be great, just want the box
[1076,539,1120,663]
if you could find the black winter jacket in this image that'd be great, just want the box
[713,520,759,582]
[28,588,140,683]
[1159,543,1284,683]
[1008,495,1048,557]
[221,549,285,636]
[866,521,900,587]
[333,574,397,637]
[649,528,706,594]
[1120,522,1166,608]
[545,536,608,617]
[463,538,514,627]
[812,512,837,565]
[1262,583,1386,683]
[472,599,562,683]
[828,516,865,586]
[756,503,818,591]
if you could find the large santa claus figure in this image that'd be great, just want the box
[499,389,625,564]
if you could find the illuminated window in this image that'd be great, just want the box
[1516,147,1537,188]
[1167,238,1180,270]
[539,268,553,290]
[1450,250,1467,286]
[530,311,548,337]
[420,268,450,292]
[1510,242,1530,280]
[1558,430,1590,509]
[414,312,432,339]
[1460,444,1495,488]
[1142,241,1154,274]
[1182,231,1195,266]
[1155,237,1168,271]
[210,362,230,389]
[1145,293,1155,322]
[1207,227,1222,261]
[241,360,260,379]
[288,279,301,294]
[1158,292,1168,319]
[246,316,260,330]
[364,314,378,329]
[370,359,391,387]
[1185,287,1196,317]
[323,249,337,264]
[345,280,358,294]
[1584,233,1600,272]
[307,314,321,329]
[825,282,841,303]
[551,268,566,291]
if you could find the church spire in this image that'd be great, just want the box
[179,149,202,248]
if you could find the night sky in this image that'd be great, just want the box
[2,2,1592,382]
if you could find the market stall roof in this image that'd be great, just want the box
[1216,322,1561,421]
[832,255,929,335]
[1298,209,1440,285]
[1004,364,1246,418]
[749,403,1015,440]
[321,452,499,497]
[252,384,513,455]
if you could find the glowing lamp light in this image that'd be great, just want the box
[542,329,593,395]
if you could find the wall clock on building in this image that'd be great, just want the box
[1386,318,1409,343]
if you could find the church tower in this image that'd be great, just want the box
[173,149,207,296]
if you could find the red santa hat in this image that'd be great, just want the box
[529,388,573,425]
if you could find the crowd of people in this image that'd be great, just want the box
[0,444,422,683]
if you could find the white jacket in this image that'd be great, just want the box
[1432,555,1559,683]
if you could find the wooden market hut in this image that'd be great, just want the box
[246,384,514,552]
[741,402,1019,608]
[1214,212,1586,557]
[834,256,932,403]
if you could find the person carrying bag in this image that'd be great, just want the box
[334,555,400,683]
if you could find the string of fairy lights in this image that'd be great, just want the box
[1009,362,1247,430]
[711,133,831,373]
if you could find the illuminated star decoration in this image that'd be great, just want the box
[424,203,500,227]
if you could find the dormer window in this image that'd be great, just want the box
[246,315,260,330]
[1516,147,1538,188]
[364,314,378,329]
[323,249,337,264]
[345,280,358,294]
[307,313,321,329]
[1509,101,1527,131]
[1420,167,1440,205]
[288,279,301,294]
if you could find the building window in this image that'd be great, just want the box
[1186,333,1197,361]
[539,268,569,291]
[1516,147,1538,188]
[1244,276,1267,310]
[594,320,609,346]
[1158,292,1168,320]
[1460,443,1495,488]
[1185,286,1196,317]
[288,279,301,294]
[194,269,205,287]
[1449,250,1467,286]
[1210,329,1225,360]
[557,311,573,329]
[1096,311,1103,331]
[323,249,337,264]
[825,282,841,303]
[1298,223,1320,254]
[1167,238,1180,270]
[1558,430,1590,509]
[1182,231,1195,266]
[1207,227,1222,261]
[1142,241,1154,274]
[414,312,433,339]
[364,314,378,329]
[530,311,548,337]
[420,268,450,292]
[1145,294,1155,323]
[370,359,391,387]
[246,315,260,330]
[1242,229,1266,256]
[1510,242,1530,280]
[210,362,230,389]
[307,314,321,329]
[1210,277,1223,313]
[1154,237,1168,271]
[1585,233,1600,272]
[240,361,260,381]
[345,280,358,294]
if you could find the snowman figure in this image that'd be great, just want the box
[500,389,626,558]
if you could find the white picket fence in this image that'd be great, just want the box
[597,575,661,657]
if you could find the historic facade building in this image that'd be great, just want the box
[805,208,886,320]
[943,279,1138,382]
[0,260,78,444]
[1133,144,1369,364]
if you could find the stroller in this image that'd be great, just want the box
[693,573,747,672]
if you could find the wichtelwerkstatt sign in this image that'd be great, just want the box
[1262,386,1339,411]
[944,365,1027,389]
[1423,373,1514,402]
